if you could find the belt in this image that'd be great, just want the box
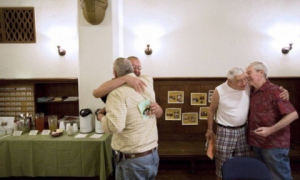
[120,147,157,159]
[217,123,246,129]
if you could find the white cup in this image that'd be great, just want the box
[67,124,74,135]
[73,123,78,133]
[59,121,65,131]
[66,123,71,132]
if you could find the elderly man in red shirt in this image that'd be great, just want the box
[246,61,298,180]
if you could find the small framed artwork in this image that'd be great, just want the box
[168,91,184,104]
[208,90,214,103]
[199,107,209,120]
[182,112,198,125]
[165,108,181,120]
[191,93,207,105]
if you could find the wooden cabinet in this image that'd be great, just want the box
[0,78,79,117]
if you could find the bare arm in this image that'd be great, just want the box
[205,89,219,141]
[93,75,147,98]
[254,111,298,137]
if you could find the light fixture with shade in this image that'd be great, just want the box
[57,45,66,56]
[282,43,293,54]
[145,44,152,55]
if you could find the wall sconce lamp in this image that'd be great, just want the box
[57,45,66,56]
[281,43,293,54]
[145,44,152,55]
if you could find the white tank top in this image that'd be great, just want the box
[216,81,250,126]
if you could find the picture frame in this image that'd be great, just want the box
[168,91,184,104]
[165,108,181,120]
[191,93,207,105]
[199,107,209,120]
[182,112,198,125]
[208,90,214,103]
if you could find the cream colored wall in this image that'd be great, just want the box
[78,0,114,112]
[0,0,79,78]
[1,0,300,114]
[122,0,300,77]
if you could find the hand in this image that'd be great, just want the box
[149,102,163,118]
[124,75,147,94]
[96,107,106,121]
[253,127,273,137]
[279,86,289,100]
[205,131,214,141]
[99,107,106,114]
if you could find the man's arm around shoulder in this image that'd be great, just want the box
[93,75,147,98]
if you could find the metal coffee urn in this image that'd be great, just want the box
[79,108,93,133]
[95,109,104,134]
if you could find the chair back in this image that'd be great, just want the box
[222,156,272,180]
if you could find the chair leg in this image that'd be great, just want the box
[189,160,195,173]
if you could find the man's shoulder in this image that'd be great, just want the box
[140,75,153,84]
[140,74,153,79]
[262,81,282,98]
[108,85,135,100]
[217,81,226,88]
[265,81,280,91]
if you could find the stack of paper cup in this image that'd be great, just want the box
[66,123,71,132]
[59,121,65,131]
[73,123,78,133]
[67,123,74,135]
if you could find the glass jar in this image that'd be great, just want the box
[35,113,45,132]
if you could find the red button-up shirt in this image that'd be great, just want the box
[248,80,296,148]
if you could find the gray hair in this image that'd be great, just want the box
[127,56,139,60]
[227,67,244,80]
[113,57,134,77]
[246,61,268,78]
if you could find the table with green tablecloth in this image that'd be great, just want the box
[0,132,113,180]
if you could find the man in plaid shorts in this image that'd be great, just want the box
[205,67,288,180]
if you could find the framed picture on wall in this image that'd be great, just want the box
[191,93,207,105]
[199,107,209,120]
[208,90,214,103]
[168,91,184,104]
[182,112,198,125]
[165,108,181,120]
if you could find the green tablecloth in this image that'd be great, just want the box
[0,132,113,180]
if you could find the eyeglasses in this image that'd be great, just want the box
[132,66,142,70]
[236,78,247,85]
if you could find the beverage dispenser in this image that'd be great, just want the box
[79,108,93,133]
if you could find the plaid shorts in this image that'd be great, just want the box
[215,125,250,177]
